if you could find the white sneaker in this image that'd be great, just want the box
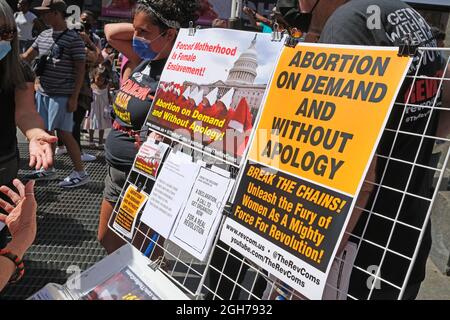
[81,153,97,162]
[55,146,67,156]
[58,171,90,188]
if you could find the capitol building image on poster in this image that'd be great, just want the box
[185,34,267,120]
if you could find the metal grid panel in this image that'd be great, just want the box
[109,47,450,300]
[108,139,241,299]
[350,48,450,300]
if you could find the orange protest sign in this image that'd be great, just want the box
[249,44,411,195]
[113,185,149,239]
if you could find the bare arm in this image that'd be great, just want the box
[105,23,141,67]
[122,60,138,83]
[80,32,103,66]
[15,83,45,134]
[32,18,40,33]
[243,7,259,28]
[337,157,377,254]
[21,46,38,63]
[254,12,273,26]
[15,83,58,170]
[244,8,275,34]
[73,60,86,97]
[0,257,16,292]
[86,47,102,66]
[67,60,86,113]
[94,48,103,66]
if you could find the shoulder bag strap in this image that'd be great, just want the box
[45,28,69,56]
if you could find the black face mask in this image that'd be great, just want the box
[282,0,320,34]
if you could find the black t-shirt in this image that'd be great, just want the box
[319,0,444,299]
[106,59,167,171]
[0,63,35,164]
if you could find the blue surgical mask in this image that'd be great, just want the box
[132,34,164,60]
[0,40,11,61]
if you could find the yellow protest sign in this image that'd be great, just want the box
[113,185,149,239]
[221,44,412,299]
[249,44,411,195]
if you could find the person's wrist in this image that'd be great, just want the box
[0,247,26,283]
[0,254,16,273]
[25,128,44,142]
[5,242,28,260]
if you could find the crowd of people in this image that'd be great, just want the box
[0,0,449,301]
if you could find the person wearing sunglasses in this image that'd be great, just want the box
[0,0,56,253]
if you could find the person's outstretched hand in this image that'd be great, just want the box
[0,180,37,258]
[29,132,58,170]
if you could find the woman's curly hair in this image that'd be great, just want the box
[136,0,201,30]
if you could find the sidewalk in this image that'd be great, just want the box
[417,259,450,300]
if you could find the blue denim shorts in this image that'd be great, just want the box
[36,91,73,132]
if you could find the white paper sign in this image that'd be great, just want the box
[169,168,234,261]
[140,151,201,238]
[132,139,170,180]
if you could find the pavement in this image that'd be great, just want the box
[417,259,450,300]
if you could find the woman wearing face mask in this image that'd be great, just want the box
[99,0,200,253]
[0,1,56,250]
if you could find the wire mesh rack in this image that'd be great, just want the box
[106,46,450,301]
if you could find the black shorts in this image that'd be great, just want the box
[103,165,128,204]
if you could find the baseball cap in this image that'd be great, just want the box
[34,0,67,13]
